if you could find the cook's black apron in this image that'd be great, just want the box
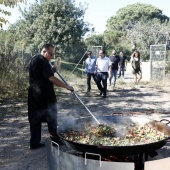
[28,54,57,147]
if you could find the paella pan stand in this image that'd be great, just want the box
[50,116,170,170]
[49,140,165,170]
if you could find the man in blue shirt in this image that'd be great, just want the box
[84,50,97,94]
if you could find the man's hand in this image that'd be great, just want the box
[66,85,74,91]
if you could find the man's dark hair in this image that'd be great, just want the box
[42,43,54,50]
[102,50,106,55]
[87,50,92,55]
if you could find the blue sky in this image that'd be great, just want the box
[3,0,170,33]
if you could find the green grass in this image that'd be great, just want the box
[61,61,83,77]
[55,61,85,83]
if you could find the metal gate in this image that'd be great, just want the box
[150,45,166,81]
[91,46,103,57]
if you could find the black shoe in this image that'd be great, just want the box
[103,94,106,98]
[100,91,103,96]
[30,143,45,150]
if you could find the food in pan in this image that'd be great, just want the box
[60,123,168,146]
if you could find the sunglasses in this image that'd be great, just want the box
[47,51,55,57]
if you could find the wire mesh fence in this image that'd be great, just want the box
[91,46,103,57]
[54,46,103,85]
[150,44,166,81]
[2,45,170,97]
[58,46,103,84]
[51,53,86,85]
[0,45,105,95]
[0,52,31,95]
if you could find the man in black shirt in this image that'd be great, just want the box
[28,44,74,149]
[109,50,120,87]
[118,51,128,79]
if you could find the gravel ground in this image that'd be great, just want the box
[0,85,170,170]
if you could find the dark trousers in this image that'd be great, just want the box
[86,72,96,91]
[28,86,58,147]
[95,72,108,95]
[30,122,41,147]
[118,66,125,78]
[29,103,58,147]
[109,69,118,87]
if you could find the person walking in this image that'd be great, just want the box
[109,50,120,87]
[130,50,142,84]
[94,50,112,98]
[84,50,97,94]
[28,43,74,149]
[54,56,61,72]
[118,51,128,79]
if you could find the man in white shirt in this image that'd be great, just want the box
[94,50,112,98]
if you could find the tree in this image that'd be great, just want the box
[106,3,169,31]
[14,0,90,62]
[0,0,27,27]
[104,3,169,54]
[126,19,170,60]
[85,34,105,48]
[0,28,27,90]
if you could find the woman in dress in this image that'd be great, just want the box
[130,50,142,84]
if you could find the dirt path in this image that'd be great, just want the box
[0,86,170,169]
[0,98,48,170]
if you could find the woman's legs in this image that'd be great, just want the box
[137,74,142,83]
[134,74,138,84]
[134,73,142,84]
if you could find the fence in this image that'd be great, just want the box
[91,46,103,57]
[150,44,166,81]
